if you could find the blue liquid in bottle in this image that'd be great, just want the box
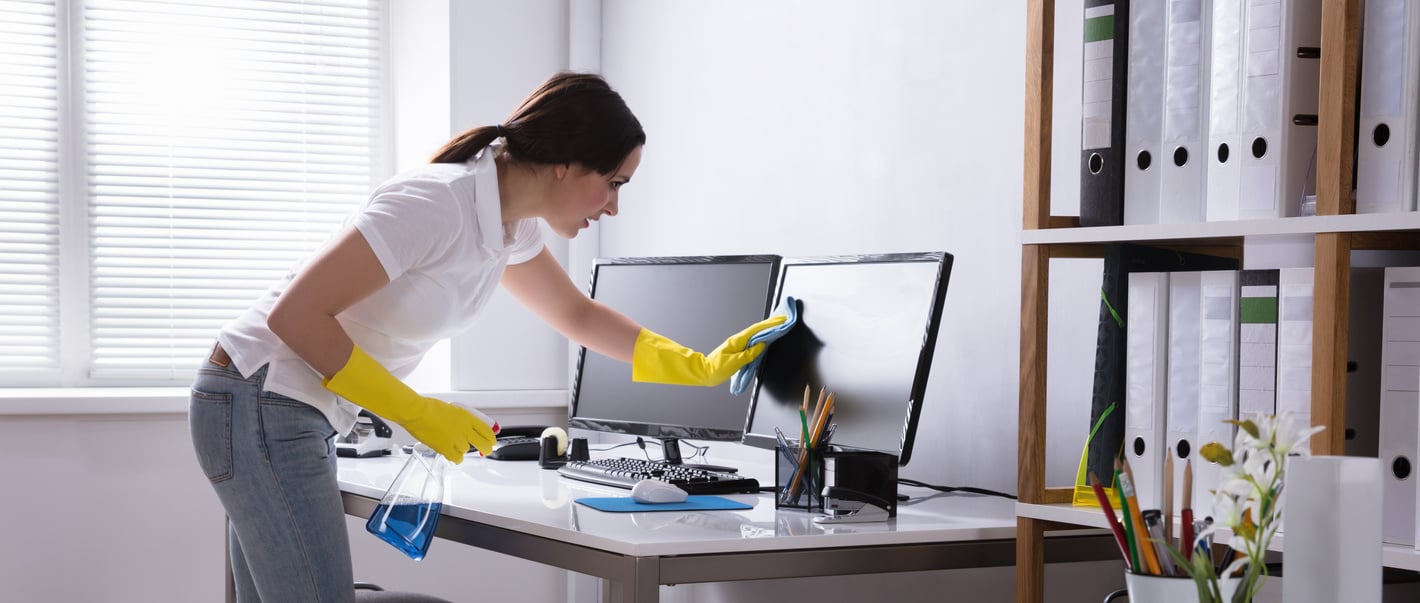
[366,501,443,560]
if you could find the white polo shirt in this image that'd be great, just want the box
[217,144,545,436]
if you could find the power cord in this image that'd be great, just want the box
[589,440,640,454]
[590,437,712,463]
[897,478,1017,500]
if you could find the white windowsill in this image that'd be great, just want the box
[0,388,568,415]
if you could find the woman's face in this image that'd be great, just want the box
[548,145,642,238]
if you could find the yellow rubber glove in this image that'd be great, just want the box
[631,314,789,386]
[322,345,497,463]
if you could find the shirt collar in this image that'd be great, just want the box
[471,142,507,255]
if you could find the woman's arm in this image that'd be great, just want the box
[500,248,640,363]
[267,226,389,377]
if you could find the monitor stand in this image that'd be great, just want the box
[658,437,738,473]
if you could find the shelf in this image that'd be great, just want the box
[1016,502,1420,572]
[1020,211,1420,246]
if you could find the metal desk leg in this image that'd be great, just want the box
[605,556,660,603]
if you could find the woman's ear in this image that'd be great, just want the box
[554,164,569,180]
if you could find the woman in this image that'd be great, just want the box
[189,72,783,602]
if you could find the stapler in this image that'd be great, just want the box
[813,486,891,524]
[336,410,394,458]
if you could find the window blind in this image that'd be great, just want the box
[81,0,384,383]
[0,0,62,381]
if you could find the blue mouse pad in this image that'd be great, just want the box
[574,495,754,513]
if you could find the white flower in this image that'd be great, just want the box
[1184,413,1322,601]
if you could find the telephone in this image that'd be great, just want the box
[483,425,553,461]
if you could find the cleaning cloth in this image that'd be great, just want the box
[729,296,799,395]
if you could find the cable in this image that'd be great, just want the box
[897,478,1017,500]
[589,440,641,454]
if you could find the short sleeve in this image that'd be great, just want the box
[505,219,546,265]
[350,179,463,281]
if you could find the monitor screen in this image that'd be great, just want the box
[569,255,780,442]
[742,252,952,465]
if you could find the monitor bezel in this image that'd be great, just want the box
[739,251,952,465]
[567,254,782,442]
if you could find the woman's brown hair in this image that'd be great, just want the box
[431,72,645,174]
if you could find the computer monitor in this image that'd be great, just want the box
[568,255,781,464]
[742,252,952,465]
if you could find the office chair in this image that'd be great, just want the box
[354,582,453,602]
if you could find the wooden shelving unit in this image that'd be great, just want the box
[1014,0,1420,601]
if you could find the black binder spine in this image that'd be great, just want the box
[1085,243,1239,489]
[1079,0,1130,227]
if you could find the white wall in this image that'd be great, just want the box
[596,1,1112,600]
[599,0,1100,516]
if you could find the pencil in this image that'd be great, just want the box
[810,391,835,446]
[785,385,821,502]
[1181,458,1194,561]
[1162,448,1174,544]
[1114,459,1141,572]
[799,385,811,444]
[1119,457,1162,575]
[1089,471,1132,571]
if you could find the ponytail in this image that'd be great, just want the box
[430,125,503,164]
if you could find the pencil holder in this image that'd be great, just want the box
[1122,573,1239,602]
[775,444,825,512]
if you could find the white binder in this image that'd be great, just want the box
[1275,267,1315,442]
[1273,267,1313,534]
[1237,269,1279,424]
[1195,270,1239,519]
[1126,272,1170,509]
[1124,0,1168,225]
[1236,0,1322,219]
[1157,0,1210,223]
[1355,0,1420,215]
[1379,267,1420,546]
[1205,0,1246,221]
[1166,271,1202,511]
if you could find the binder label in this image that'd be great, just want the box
[1083,5,1117,150]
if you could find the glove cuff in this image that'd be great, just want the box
[321,345,420,424]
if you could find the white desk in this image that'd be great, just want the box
[338,452,1114,602]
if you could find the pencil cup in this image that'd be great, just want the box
[1123,573,1239,602]
[774,444,824,512]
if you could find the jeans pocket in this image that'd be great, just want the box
[190,388,234,483]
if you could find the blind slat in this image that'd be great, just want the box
[0,0,59,375]
[0,0,384,385]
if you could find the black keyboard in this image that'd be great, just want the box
[558,457,760,494]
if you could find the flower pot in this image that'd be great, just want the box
[1123,573,1241,602]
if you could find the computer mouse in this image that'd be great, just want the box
[630,479,689,504]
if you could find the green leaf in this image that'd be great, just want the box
[1225,418,1260,440]
[1201,441,1234,466]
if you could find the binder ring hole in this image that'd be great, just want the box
[1136,150,1152,171]
[1394,456,1412,481]
[1089,153,1105,175]
[1175,440,1191,460]
[1251,137,1268,159]
[1173,147,1188,167]
[1133,437,1146,457]
[1373,123,1391,148]
[1216,143,1230,164]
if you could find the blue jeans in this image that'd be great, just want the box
[189,358,354,603]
